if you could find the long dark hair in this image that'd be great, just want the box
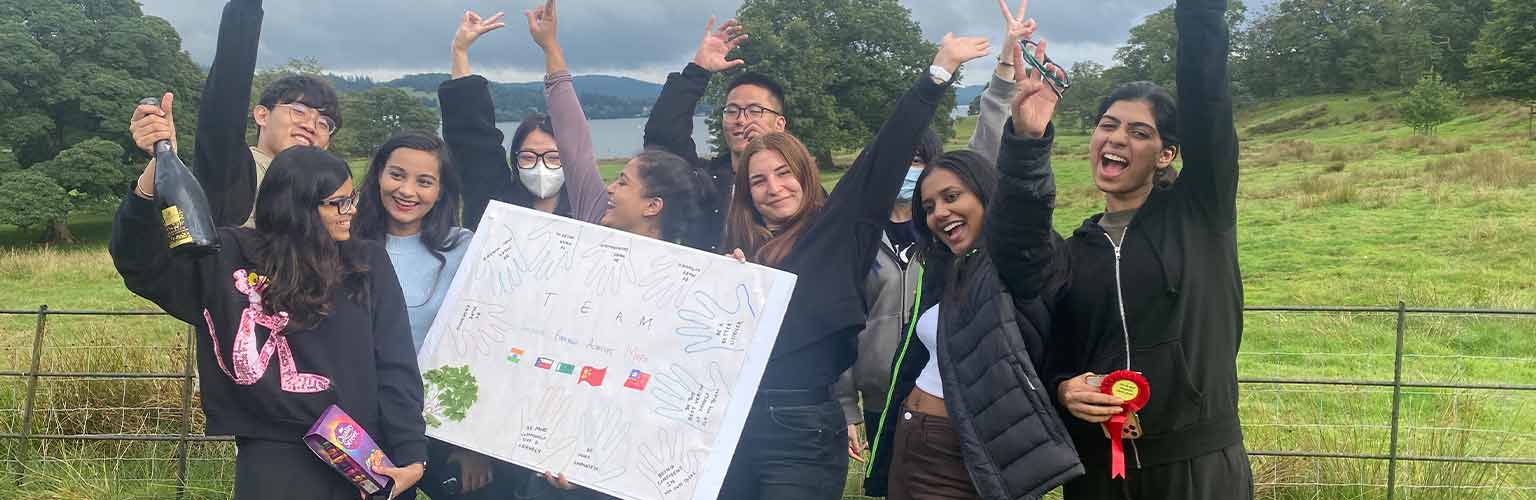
[631,149,715,250]
[911,150,1000,298]
[1096,81,1181,187]
[501,112,569,211]
[723,132,829,267]
[250,146,369,330]
[354,131,465,263]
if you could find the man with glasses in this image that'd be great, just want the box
[129,0,344,228]
[644,17,788,252]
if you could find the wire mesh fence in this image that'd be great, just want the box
[1,304,1533,499]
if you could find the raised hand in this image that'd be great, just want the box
[638,427,704,498]
[692,16,748,73]
[932,33,992,75]
[674,284,757,353]
[582,235,638,297]
[567,404,631,483]
[997,0,1037,47]
[1011,40,1066,138]
[519,386,578,466]
[650,362,730,431]
[452,10,507,53]
[639,257,709,308]
[525,0,558,51]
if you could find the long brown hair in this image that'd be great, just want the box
[723,132,828,267]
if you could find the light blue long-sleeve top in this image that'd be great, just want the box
[386,228,473,351]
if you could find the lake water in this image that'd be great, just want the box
[496,107,966,160]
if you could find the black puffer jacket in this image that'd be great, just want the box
[865,122,1082,499]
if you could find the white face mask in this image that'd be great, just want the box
[518,161,565,199]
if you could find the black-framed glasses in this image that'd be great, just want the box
[1020,40,1071,97]
[275,102,339,135]
[721,104,782,122]
[514,150,563,169]
[319,192,358,215]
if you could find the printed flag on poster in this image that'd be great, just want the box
[534,357,554,369]
[556,362,576,375]
[578,366,607,387]
[507,348,525,364]
[624,369,650,390]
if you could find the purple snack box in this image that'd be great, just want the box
[304,404,396,496]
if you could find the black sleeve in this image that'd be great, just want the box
[1172,0,1238,228]
[109,194,208,325]
[642,63,711,165]
[822,74,950,232]
[439,75,514,231]
[986,120,1060,302]
[368,247,428,466]
[193,0,262,227]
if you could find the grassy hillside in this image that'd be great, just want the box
[2,93,1535,498]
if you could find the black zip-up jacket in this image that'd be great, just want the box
[642,63,735,253]
[754,73,950,389]
[109,194,428,466]
[193,0,263,227]
[865,122,1081,499]
[1045,0,1244,469]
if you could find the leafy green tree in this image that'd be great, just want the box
[330,87,442,158]
[1056,61,1113,132]
[1114,1,1247,91]
[705,0,955,168]
[0,170,72,235]
[422,365,479,428]
[0,0,203,241]
[1395,73,1461,136]
[1239,0,1392,97]
[1468,0,1536,134]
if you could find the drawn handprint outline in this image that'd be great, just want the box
[564,404,631,484]
[471,223,531,294]
[639,256,711,308]
[638,427,705,499]
[524,221,582,281]
[449,300,513,356]
[650,362,730,432]
[674,284,757,353]
[582,234,638,297]
[518,386,578,467]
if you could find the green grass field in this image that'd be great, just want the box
[3,94,1536,498]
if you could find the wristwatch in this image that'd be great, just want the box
[928,64,952,85]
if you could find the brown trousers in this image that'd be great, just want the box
[886,407,980,500]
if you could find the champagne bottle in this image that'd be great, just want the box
[141,97,220,258]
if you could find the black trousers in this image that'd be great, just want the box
[233,437,415,500]
[1062,442,1252,500]
[718,388,849,500]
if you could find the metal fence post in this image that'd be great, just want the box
[1385,301,1407,500]
[15,305,49,486]
[175,325,195,500]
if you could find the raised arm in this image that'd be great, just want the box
[528,0,608,224]
[965,0,1033,163]
[643,17,747,163]
[193,0,264,227]
[986,40,1064,302]
[109,193,208,326]
[443,11,512,230]
[1172,0,1238,227]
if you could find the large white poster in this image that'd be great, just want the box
[417,201,797,500]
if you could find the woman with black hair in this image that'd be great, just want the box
[111,147,426,499]
[600,149,718,250]
[441,1,608,231]
[861,40,1082,500]
[1047,0,1253,497]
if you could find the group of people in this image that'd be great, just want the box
[111,0,1251,498]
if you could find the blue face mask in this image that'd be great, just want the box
[898,167,924,201]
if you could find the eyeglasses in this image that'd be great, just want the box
[1020,40,1071,97]
[276,102,339,135]
[514,150,562,169]
[721,104,782,122]
[319,192,358,215]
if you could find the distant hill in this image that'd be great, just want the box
[324,73,666,121]
[955,84,985,106]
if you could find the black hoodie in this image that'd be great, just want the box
[1045,0,1244,469]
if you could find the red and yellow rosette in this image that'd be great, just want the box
[1099,370,1150,479]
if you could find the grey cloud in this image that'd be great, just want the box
[140,0,1194,84]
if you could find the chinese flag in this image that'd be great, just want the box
[578,366,607,387]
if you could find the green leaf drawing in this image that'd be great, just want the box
[422,365,479,428]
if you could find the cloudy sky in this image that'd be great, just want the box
[139,0,1247,86]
